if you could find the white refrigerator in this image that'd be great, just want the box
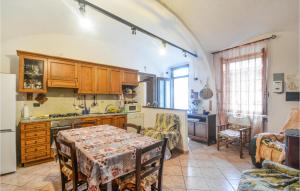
[0,73,17,174]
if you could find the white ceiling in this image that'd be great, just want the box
[159,0,299,52]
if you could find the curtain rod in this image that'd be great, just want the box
[77,0,198,58]
[211,35,277,54]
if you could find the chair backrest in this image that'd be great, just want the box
[154,113,180,132]
[72,121,97,129]
[228,114,251,130]
[135,138,168,191]
[124,123,141,134]
[54,136,79,191]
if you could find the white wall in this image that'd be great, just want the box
[266,26,299,132]
[142,107,188,152]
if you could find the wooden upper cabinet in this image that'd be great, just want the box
[78,64,95,94]
[18,53,48,93]
[122,70,138,86]
[95,66,110,94]
[47,59,78,88]
[110,69,122,94]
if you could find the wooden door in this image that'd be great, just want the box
[110,69,122,94]
[114,115,127,129]
[48,59,78,88]
[95,66,110,94]
[18,54,48,93]
[122,70,138,86]
[79,64,95,94]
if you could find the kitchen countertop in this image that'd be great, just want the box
[20,112,128,123]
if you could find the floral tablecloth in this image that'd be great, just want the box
[57,125,159,191]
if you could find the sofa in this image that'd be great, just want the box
[238,160,300,191]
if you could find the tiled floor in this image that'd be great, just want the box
[0,141,253,191]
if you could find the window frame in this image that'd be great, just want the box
[221,51,266,115]
[171,64,189,109]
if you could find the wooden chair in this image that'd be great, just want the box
[72,121,97,129]
[118,138,168,191]
[123,123,142,134]
[54,136,87,191]
[217,115,251,158]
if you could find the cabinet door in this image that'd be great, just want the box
[95,66,110,94]
[98,116,114,126]
[48,59,78,88]
[79,64,95,94]
[195,122,208,141]
[18,54,48,93]
[114,116,127,129]
[110,69,122,94]
[122,70,138,86]
[188,121,195,136]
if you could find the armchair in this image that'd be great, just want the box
[142,113,180,151]
[238,160,300,191]
[249,108,300,168]
[217,115,251,158]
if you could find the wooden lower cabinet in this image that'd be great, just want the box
[20,121,51,166]
[113,115,127,129]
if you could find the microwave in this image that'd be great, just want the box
[124,103,141,113]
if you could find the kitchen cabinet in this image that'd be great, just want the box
[17,51,138,94]
[122,70,138,86]
[95,66,110,94]
[113,115,127,129]
[18,52,48,93]
[47,59,78,88]
[20,121,51,166]
[98,116,115,126]
[110,69,122,94]
[188,114,216,145]
[79,64,95,94]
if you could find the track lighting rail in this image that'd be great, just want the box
[76,0,198,57]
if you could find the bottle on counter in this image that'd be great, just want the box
[22,104,30,119]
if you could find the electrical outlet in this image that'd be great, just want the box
[33,103,40,107]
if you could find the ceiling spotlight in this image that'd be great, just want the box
[78,0,86,15]
[159,41,167,55]
[183,50,187,57]
[131,27,137,35]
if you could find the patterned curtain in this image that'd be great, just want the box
[214,40,270,135]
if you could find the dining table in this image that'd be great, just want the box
[57,125,160,191]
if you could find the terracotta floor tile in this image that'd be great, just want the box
[163,165,183,175]
[205,178,235,191]
[0,172,36,187]
[227,179,240,191]
[181,167,203,177]
[184,177,210,190]
[163,175,186,189]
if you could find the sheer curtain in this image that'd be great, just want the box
[214,41,269,135]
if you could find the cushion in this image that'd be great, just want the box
[118,172,158,191]
[219,129,240,139]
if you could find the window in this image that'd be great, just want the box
[157,78,171,108]
[222,56,264,114]
[172,65,189,110]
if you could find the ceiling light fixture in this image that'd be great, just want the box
[131,27,137,35]
[183,51,187,57]
[75,0,198,57]
[159,41,167,55]
[77,0,93,31]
